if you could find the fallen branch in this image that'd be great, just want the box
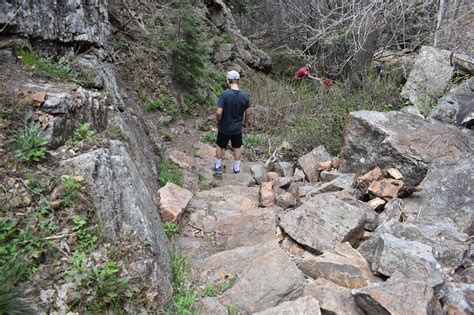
[40,225,97,241]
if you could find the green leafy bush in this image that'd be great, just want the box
[0,257,31,314]
[12,122,48,163]
[169,250,198,314]
[201,131,217,145]
[158,160,183,186]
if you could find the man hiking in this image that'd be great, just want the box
[213,70,251,175]
[294,64,322,84]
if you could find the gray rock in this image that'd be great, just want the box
[339,110,474,186]
[440,282,474,314]
[254,296,321,315]
[272,162,294,177]
[404,156,474,234]
[194,297,227,315]
[314,173,355,193]
[250,163,267,184]
[1,0,109,46]
[400,105,425,118]
[274,176,293,189]
[358,220,469,275]
[206,0,272,72]
[219,245,305,313]
[198,240,279,284]
[298,146,331,183]
[216,208,276,251]
[400,46,454,107]
[429,79,474,128]
[213,43,236,64]
[352,272,438,315]
[377,198,404,224]
[279,193,367,253]
[304,278,364,315]
[62,141,172,304]
[275,191,297,209]
[293,168,306,182]
[372,233,444,287]
[39,87,108,148]
[299,243,376,289]
[186,185,259,220]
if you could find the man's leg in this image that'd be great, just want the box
[214,132,228,173]
[230,133,243,173]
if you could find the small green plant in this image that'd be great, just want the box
[169,250,198,314]
[72,214,97,252]
[0,257,32,314]
[17,49,93,87]
[106,122,123,140]
[163,222,179,239]
[201,131,217,145]
[158,160,183,186]
[222,33,233,44]
[68,122,94,145]
[61,173,82,207]
[203,277,236,298]
[163,132,173,142]
[11,122,48,163]
[203,283,215,297]
[147,96,177,115]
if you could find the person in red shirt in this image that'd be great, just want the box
[294,64,321,83]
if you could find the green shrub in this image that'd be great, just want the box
[158,160,183,186]
[17,49,93,87]
[147,96,177,115]
[106,122,123,140]
[222,34,233,44]
[11,122,48,163]
[203,277,236,297]
[72,214,97,252]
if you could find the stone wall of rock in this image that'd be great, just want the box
[0,0,172,304]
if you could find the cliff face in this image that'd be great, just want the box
[1,0,173,307]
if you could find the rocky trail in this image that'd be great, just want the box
[157,105,474,314]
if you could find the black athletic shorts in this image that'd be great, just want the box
[216,132,242,149]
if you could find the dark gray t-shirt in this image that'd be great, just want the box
[217,88,250,135]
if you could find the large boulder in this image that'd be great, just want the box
[352,272,439,315]
[371,233,444,287]
[339,110,474,186]
[299,243,375,289]
[219,244,305,313]
[358,220,469,274]
[205,0,272,72]
[404,156,474,234]
[62,141,172,304]
[429,79,474,128]
[304,278,364,315]
[216,208,276,251]
[279,193,368,253]
[158,183,193,223]
[400,46,453,107]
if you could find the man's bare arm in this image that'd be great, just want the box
[308,74,322,81]
[216,107,223,127]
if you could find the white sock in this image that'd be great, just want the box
[234,160,241,171]
[215,159,222,168]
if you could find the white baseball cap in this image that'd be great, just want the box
[227,70,240,80]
